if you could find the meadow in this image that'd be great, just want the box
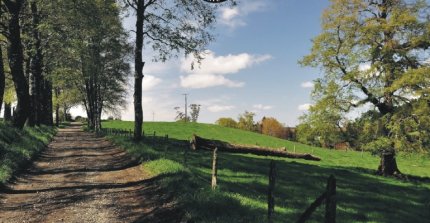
[103,120,430,223]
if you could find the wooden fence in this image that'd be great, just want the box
[209,155,336,223]
[100,128,169,142]
[101,127,337,222]
[296,174,336,223]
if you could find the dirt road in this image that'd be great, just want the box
[0,123,181,223]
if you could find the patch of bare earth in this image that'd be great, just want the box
[0,123,182,223]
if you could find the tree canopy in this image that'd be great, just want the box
[300,0,430,175]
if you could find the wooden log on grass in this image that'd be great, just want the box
[190,135,321,161]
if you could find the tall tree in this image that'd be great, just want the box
[124,0,232,140]
[189,104,201,122]
[301,0,430,176]
[0,46,5,114]
[260,117,286,139]
[4,0,30,128]
[47,0,129,131]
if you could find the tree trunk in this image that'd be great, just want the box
[55,88,60,127]
[40,79,53,125]
[4,103,12,122]
[5,0,30,129]
[30,0,45,126]
[133,0,144,141]
[377,150,401,176]
[0,46,5,114]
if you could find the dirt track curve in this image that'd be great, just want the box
[0,123,181,223]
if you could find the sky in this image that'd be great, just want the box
[71,0,331,126]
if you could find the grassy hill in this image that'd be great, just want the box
[0,123,55,184]
[103,120,430,223]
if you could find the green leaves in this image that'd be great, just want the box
[299,0,430,153]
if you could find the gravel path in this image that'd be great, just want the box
[0,123,181,223]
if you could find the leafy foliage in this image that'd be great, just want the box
[299,0,430,155]
[215,117,238,128]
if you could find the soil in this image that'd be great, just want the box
[0,123,182,223]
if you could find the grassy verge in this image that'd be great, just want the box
[104,120,430,223]
[0,123,56,184]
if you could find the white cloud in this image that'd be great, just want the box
[180,74,244,89]
[298,103,312,111]
[301,81,314,88]
[180,50,271,89]
[207,105,235,113]
[181,51,271,75]
[143,75,162,91]
[219,0,267,29]
[253,104,273,110]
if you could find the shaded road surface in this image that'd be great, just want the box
[0,123,181,223]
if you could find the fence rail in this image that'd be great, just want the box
[99,128,169,143]
[297,175,336,223]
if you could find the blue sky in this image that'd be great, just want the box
[73,0,331,126]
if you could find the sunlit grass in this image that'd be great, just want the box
[104,120,430,223]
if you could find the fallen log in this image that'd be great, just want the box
[190,135,321,161]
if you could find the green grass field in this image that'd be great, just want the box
[103,120,430,223]
[0,123,56,184]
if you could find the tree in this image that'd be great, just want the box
[0,45,5,115]
[189,104,201,122]
[3,0,30,128]
[237,111,258,132]
[174,106,189,122]
[123,0,233,140]
[301,0,430,176]
[260,117,286,139]
[215,117,237,128]
[296,81,349,148]
[45,0,130,131]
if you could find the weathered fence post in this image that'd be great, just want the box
[211,147,218,190]
[325,175,336,223]
[165,134,169,142]
[268,160,276,223]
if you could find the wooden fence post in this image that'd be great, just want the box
[268,160,276,223]
[325,175,336,223]
[211,147,218,190]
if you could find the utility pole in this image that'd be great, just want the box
[152,111,155,122]
[182,93,188,123]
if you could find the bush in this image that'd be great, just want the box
[215,117,238,128]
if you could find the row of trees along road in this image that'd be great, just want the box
[0,0,129,130]
[299,0,430,176]
[0,0,233,133]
